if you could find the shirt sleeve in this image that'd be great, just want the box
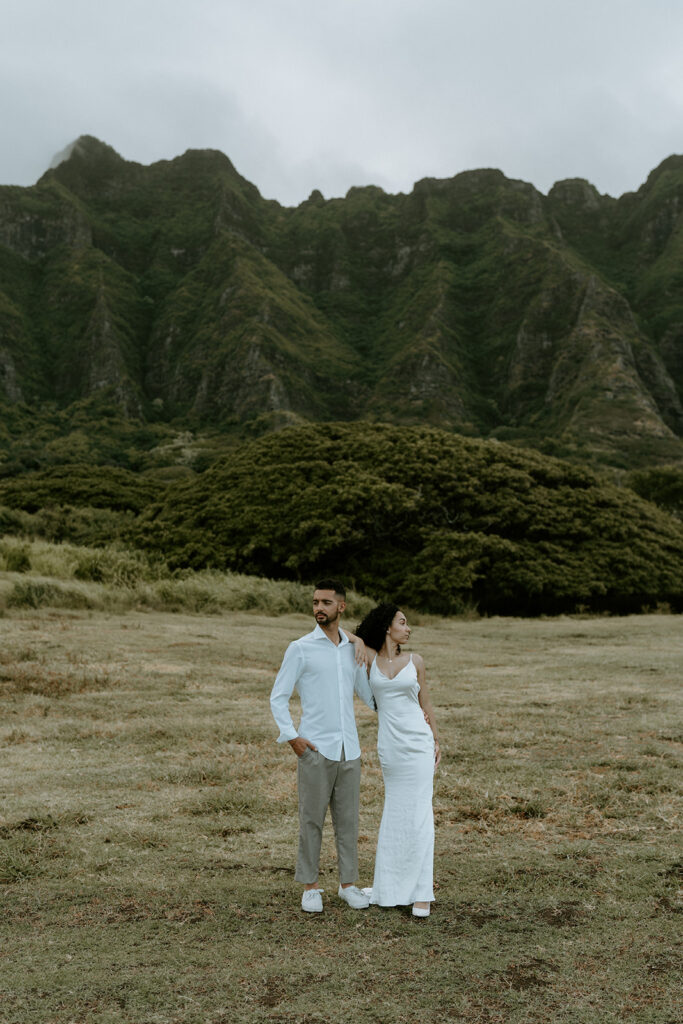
[270,641,303,743]
[353,662,377,711]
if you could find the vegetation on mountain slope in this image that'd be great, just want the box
[2,141,682,617]
[1,136,682,469]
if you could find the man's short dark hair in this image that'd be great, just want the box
[315,578,346,598]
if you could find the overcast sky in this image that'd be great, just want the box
[2,0,683,206]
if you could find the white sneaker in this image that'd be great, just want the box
[338,885,370,909]
[301,888,324,913]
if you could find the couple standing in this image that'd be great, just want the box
[270,579,440,918]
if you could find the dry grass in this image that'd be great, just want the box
[0,535,374,619]
[0,607,681,1023]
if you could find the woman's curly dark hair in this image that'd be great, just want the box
[355,602,401,653]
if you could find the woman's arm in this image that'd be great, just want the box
[414,653,441,768]
[341,627,370,669]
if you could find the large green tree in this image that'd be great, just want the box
[136,424,683,615]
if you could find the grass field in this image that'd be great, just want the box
[0,605,681,1023]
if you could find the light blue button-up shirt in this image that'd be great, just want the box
[270,624,376,761]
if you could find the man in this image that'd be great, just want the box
[270,578,375,913]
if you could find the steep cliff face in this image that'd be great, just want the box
[508,271,682,440]
[0,344,24,403]
[0,137,681,465]
[547,159,683,434]
[0,182,92,261]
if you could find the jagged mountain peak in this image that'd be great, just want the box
[413,167,509,195]
[547,178,607,209]
[49,135,124,167]
[41,135,133,196]
[47,136,127,180]
[173,146,239,170]
[641,154,683,192]
[165,146,263,199]
[1,145,682,468]
[43,137,263,205]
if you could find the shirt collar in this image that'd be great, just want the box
[312,624,349,646]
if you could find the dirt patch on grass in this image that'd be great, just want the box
[658,860,682,880]
[0,664,115,697]
[58,896,218,926]
[499,957,559,991]
[0,815,59,835]
[460,906,501,928]
[536,901,584,927]
[258,977,287,1008]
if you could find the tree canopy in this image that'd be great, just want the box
[136,423,683,615]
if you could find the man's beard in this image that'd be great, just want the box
[316,611,338,625]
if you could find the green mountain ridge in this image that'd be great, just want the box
[0,135,682,468]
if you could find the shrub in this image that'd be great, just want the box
[138,571,373,617]
[0,540,31,573]
[628,465,683,518]
[0,536,373,617]
[0,505,29,535]
[6,580,98,611]
[71,546,161,587]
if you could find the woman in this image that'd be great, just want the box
[352,603,440,917]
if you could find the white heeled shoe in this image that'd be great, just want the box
[412,903,430,917]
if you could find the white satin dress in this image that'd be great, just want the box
[369,654,435,907]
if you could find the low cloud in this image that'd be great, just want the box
[2,0,683,202]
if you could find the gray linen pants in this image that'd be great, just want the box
[295,748,361,884]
